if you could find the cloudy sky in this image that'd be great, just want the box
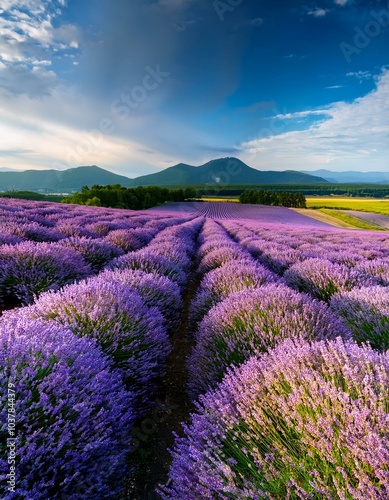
[0,0,388,177]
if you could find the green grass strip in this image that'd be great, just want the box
[319,209,386,231]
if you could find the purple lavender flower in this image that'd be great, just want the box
[331,285,389,351]
[104,229,144,252]
[55,220,96,238]
[19,278,170,408]
[84,221,113,236]
[197,240,240,260]
[0,316,134,499]
[58,236,123,272]
[0,232,23,246]
[110,250,188,289]
[188,284,350,397]
[145,241,192,270]
[198,246,251,274]
[161,338,389,499]
[131,227,159,245]
[190,260,278,327]
[0,221,62,243]
[284,258,373,301]
[97,268,183,327]
[0,241,92,305]
[355,258,389,286]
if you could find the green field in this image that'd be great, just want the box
[197,196,239,202]
[0,191,63,202]
[306,197,389,216]
[317,209,385,231]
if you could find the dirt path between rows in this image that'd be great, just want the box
[126,276,199,499]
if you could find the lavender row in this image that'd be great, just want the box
[220,220,389,351]
[161,338,389,499]
[0,317,134,499]
[190,220,277,327]
[162,218,389,497]
[1,208,203,498]
[187,220,351,398]
[0,198,198,307]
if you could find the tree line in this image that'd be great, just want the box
[239,189,307,208]
[62,184,197,209]
[179,184,389,198]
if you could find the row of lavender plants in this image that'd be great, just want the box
[0,198,195,307]
[161,220,389,498]
[221,221,389,351]
[1,198,203,499]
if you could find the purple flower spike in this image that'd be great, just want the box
[97,268,183,327]
[331,285,389,351]
[161,338,389,499]
[190,260,278,327]
[18,278,170,409]
[0,241,92,305]
[284,257,374,301]
[188,284,350,397]
[0,316,134,499]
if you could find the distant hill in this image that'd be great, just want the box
[0,166,133,192]
[129,158,327,186]
[302,169,389,184]
[0,159,327,193]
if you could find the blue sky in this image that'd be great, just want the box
[0,0,388,177]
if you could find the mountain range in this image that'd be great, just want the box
[0,158,327,193]
[0,158,386,194]
[302,169,389,184]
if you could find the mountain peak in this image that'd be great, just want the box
[130,158,327,186]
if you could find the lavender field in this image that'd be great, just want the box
[1,199,389,499]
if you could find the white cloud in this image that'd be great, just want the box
[347,71,373,81]
[0,0,79,95]
[334,0,348,5]
[248,18,264,27]
[0,64,57,97]
[240,69,389,172]
[307,8,328,17]
[273,109,331,120]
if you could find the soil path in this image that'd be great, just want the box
[291,208,358,229]
[126,275,200,499]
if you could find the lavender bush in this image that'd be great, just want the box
[355,258,389,286]
[19,278,170,407]
[188,284,350,397]
[97,268,183,327]
[284,258,373,301]
[331,285,389,351]
[162,338,389,499]
[198,246,251,274]
[189,260,277,327]
[145,241,192,271]
[58,236,123,272]
[55,220,96,238]
[0,221,62,243]
[104,229,144,252]
[110,250,187,289]
[0,242,91,305]
[0,317,133,499]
